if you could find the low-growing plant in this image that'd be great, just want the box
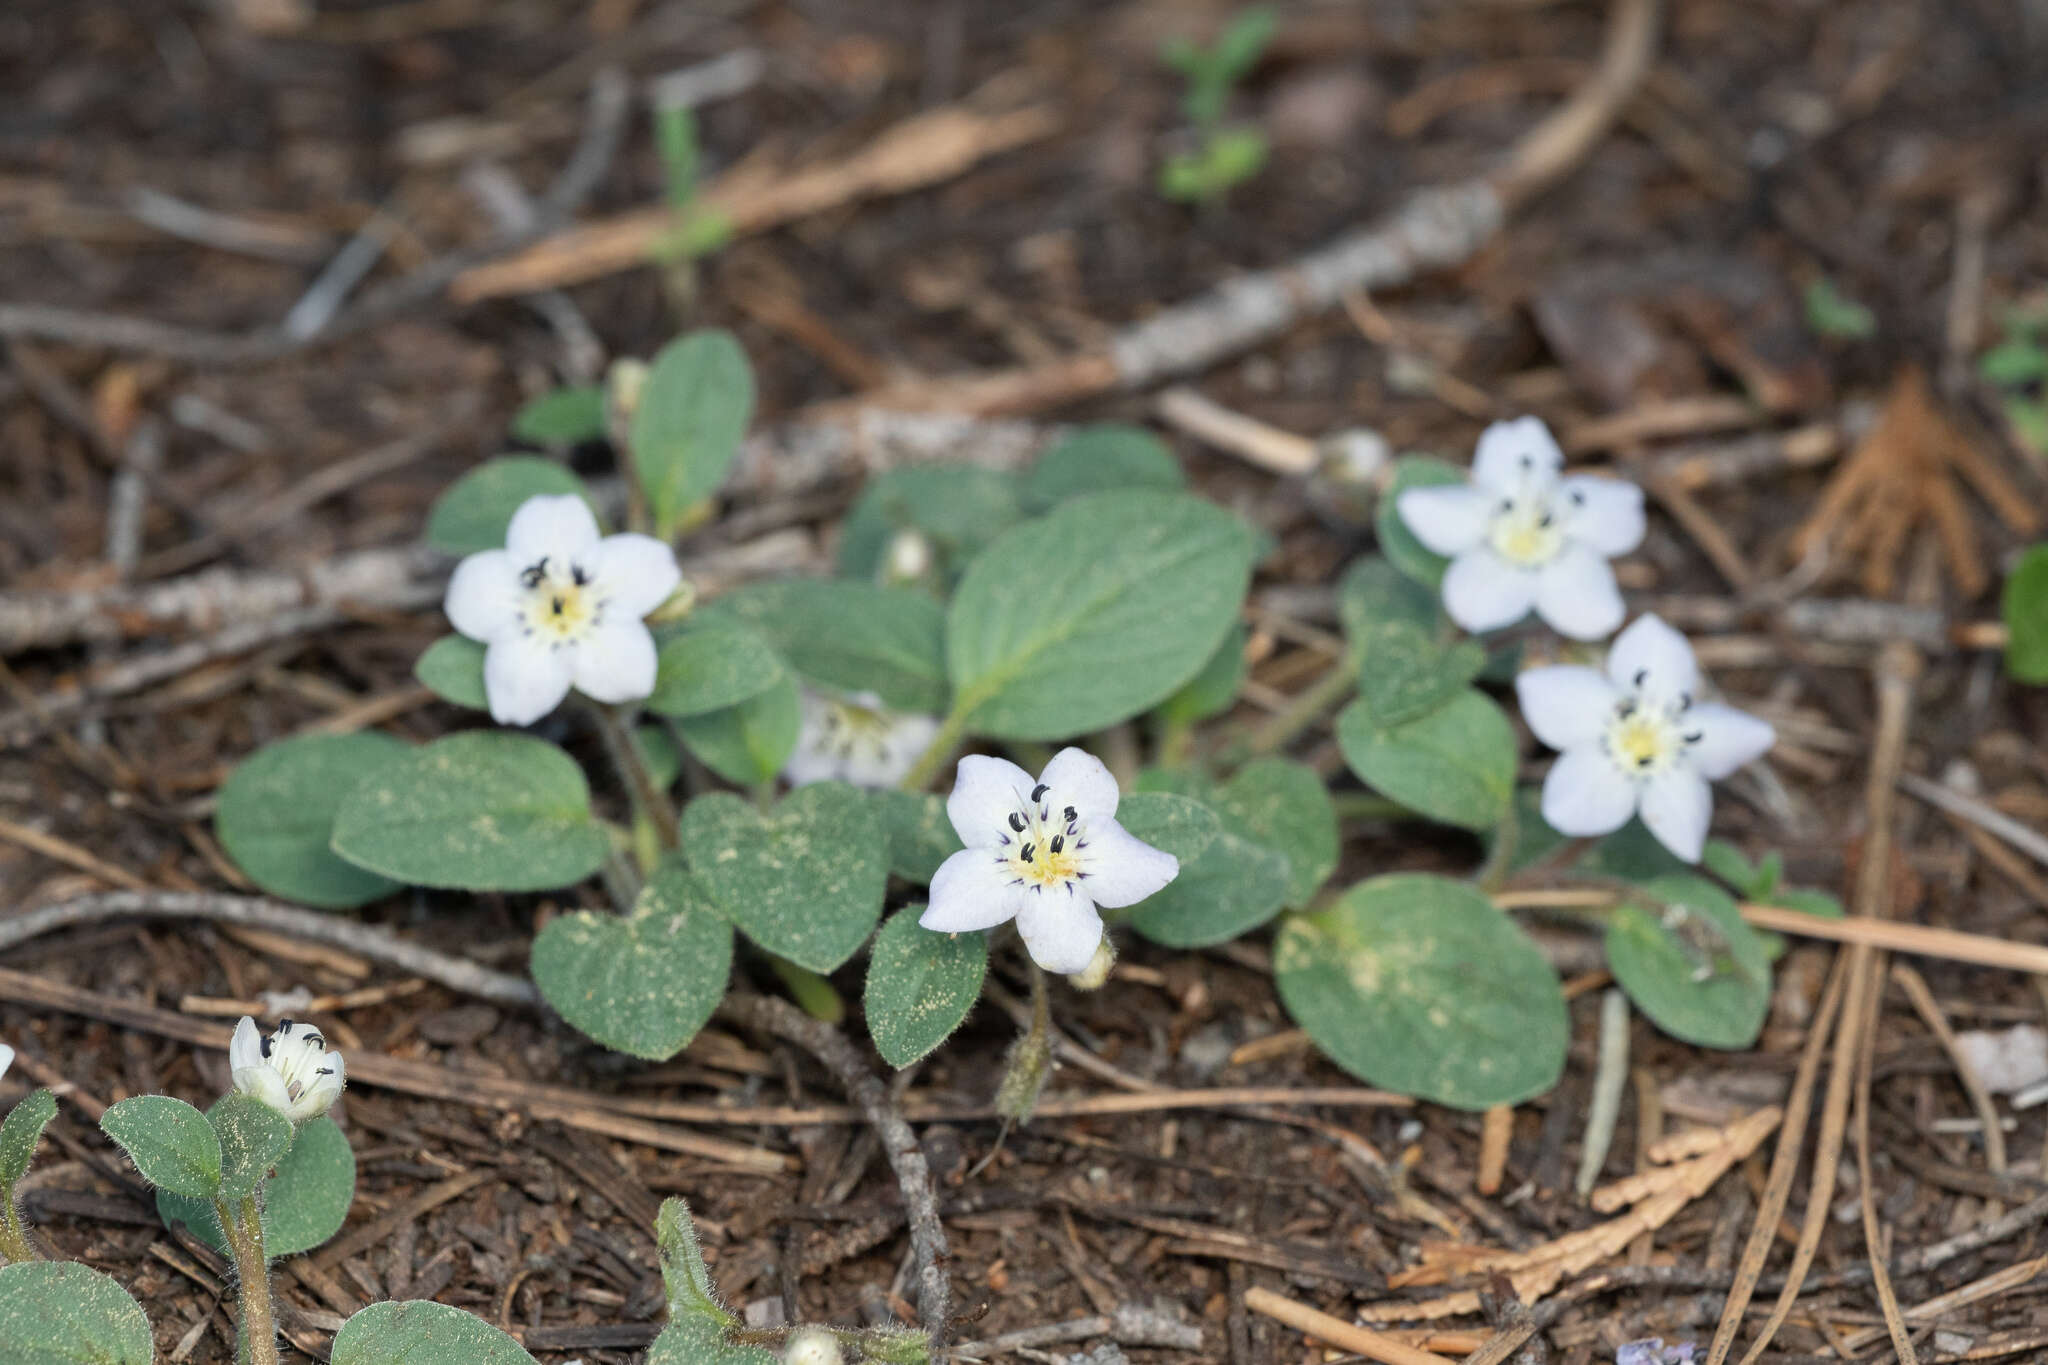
[1158,5,1275,204]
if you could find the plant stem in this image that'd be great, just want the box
[0,1186,37,1262]
[1475,795,1520,894]
[897,704,973,792]
[220,1195,279,1365]
[589,702,680,850]
[767,955,845,1024]
[1231,655,1358,762]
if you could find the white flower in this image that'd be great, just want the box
[229,1016,345,1123]
[0,1042,12,1085]
[920,749,1178,973]
[1516,615,1775,863]
[882,529,933,585]
[444,494,681,726]
[783,1329,843,1365]
[1396,416,1645,640]
[783,689,941,790]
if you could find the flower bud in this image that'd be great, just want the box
[1318,428,1389,487]
[882,529,933,586]
[1066,937,1116,991]
[605,357,649,424]
[229,1016,345,1123]
[783,1328,843,1365]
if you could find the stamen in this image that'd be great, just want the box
[571,564,590,587]
[1063,805,1076,823]
[260,1036,272,1059]
[1684,730,1702,744]
[1637,755,1654,768]
[1007,812,1026,833]
[551,596,565,615]
[1030,783,1049,802]
[520,559,548,588]
[1050,834,1064,853]
[1633,669,1648,688]
[1570,489,1585,506]
[1020,843,1035,862]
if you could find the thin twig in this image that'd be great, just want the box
[1575,989,1631,1198]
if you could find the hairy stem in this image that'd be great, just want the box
[897,704,972,793]
[0,1187,37,1262]
[1231,655,1358,762]
[1475,795,1520,894]
[588,702,680,850]
[221,1194,279,1365]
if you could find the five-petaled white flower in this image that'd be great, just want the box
[1516,615,1775,863]
[444,494,681,726]
[230,1016,345,1123]
[1397,416,1645,640]
[920,749,1178,973]
[784,688,941,791]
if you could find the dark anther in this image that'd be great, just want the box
[1031,783,1049,802]
[572,564,590,587]
[1050,834,1065,853]
[1633,669,1648,688]
[1684,731,1702,744]
[305,1034,324,1049]
[260,1036,272,1058]
[1637,755,1654,768]
[1570,489,1586,506]
[1519,454,1532,468]
[1498,498,1514,514]
[520,558,548,588]
[1063,805,1076,823]
[281,1018,294,1030]
[1538,513,1554,529]
[1679,692,1693,711]
[318,1067,334,1076]
[1617,701,1635,718]
[1008,812,1026,833]
[1020,843,1035,862]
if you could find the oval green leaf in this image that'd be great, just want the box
[101,1094,221,1199]
[873,789,961,883]
[1339,556,1487,726]
[330,731,610,892]
[0,1088,57,1187]
[1275,873,1568,1108]
[216,732,411,909]
[425,455,587,556]
[415,635,488,710]
[533,856,735,1060]
[1022,424,1183,510]
[647,622,785,718]
[333,1301,540,1365]
[865,906,989,1068]
[1375,456,1465,588]
[631,329,755,537]
[674,674,801,787]
[211,1093,293,1200]
[511,385,606,446]
[1336,688,1515,832]
[0,1262,154,1365]
[948,489,1260,739]
[1605,875,1771,1049]
[703,581,948,715]
[683,782,889,973]
[158,1112,355,1257]
[1154,621,1247,726]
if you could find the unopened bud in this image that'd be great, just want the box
[784,1328,843,1365]
[995,1020,1054,1124]
[882,529,933,585]
[1066,936,1116,991]
[1319,428,1390,487]
[606,357,650,425]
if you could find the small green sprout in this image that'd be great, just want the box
[1158,6,1275,204]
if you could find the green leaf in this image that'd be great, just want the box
[216,732,410,909]
[649,1321,778,1365]
[1578,819,1695,883]
[1219,758,1338,904]
[630,330,755,537]
[1802,277,1875,340]
[1981,336,2048,389]
[100,1095,221,1199]
[0,1089,57,1187]
[683,782,889,973]
[703,580,949,714]
[657,1196,736,1326]
[1127,765,1332,945]
[948,490,1259,739]
[1275,874,1569,1108]
[425,456,588,556]
[332,1301,540,1365]
[647,622,785,717]
[873,789,961,883]
[865,906,989,1067]
[1338,557,1487,727]
[1213,4,1278,81]
[674,674,801,787]
[1376,456,1465,588]
[158,1113,355,1257]
[2004,544,2048,684]
[1129,824,1289,947]
[1700,839,1759,895]
[1114,791,1223,868]
[511,385,607,446]
[414,635,488,711]
[1153,622,1247,726]
[1022,425,1183,510]
[0,1262,154,1365]
[837,466,1024,585]
[1336,689,1515,831]
[330,731,610,892]
[209,1093,292,1200]
[532,856,734,1060]
[1606,875,1770,1050]
[638,723,683,790]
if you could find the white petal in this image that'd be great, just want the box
[921,849,1027,931]
[229,1017,264,1073]
[1396,485,1491,556]
[233,1066,295,1116]
[946,754,1037,847]
[1539,745,1639,837]
[1533,544,1626,641]
[444,549,522,643]
[1560,476,1646,556]
[483,633,575,726]
[1641,768,1713,863]
[0,1043,13,1084]
[294,1053,345,1120]
[504,493,600,565]
[1038,748,1121,824]
[580,533,682,620]
[1515,666,1618,751]
[571,622,659,704]
[1685,703,1774,780]
[1015,883,1106,974]
[1441,550,1538,633]
[1605,614,1698,699]
[1075,819,1177,909]
[1472,416,1564,495]
[841,714,940,790]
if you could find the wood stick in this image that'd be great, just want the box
[1243,1287,1455,1365]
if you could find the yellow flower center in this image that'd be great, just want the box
[1487,497,1566,567]
[518,557,603,644]
[1603,689,1701,779]
[1001,783,1087,890]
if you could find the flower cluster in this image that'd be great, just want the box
[445,495,681,726]
[922,749,1179,973]
[230,1016,346,1123]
